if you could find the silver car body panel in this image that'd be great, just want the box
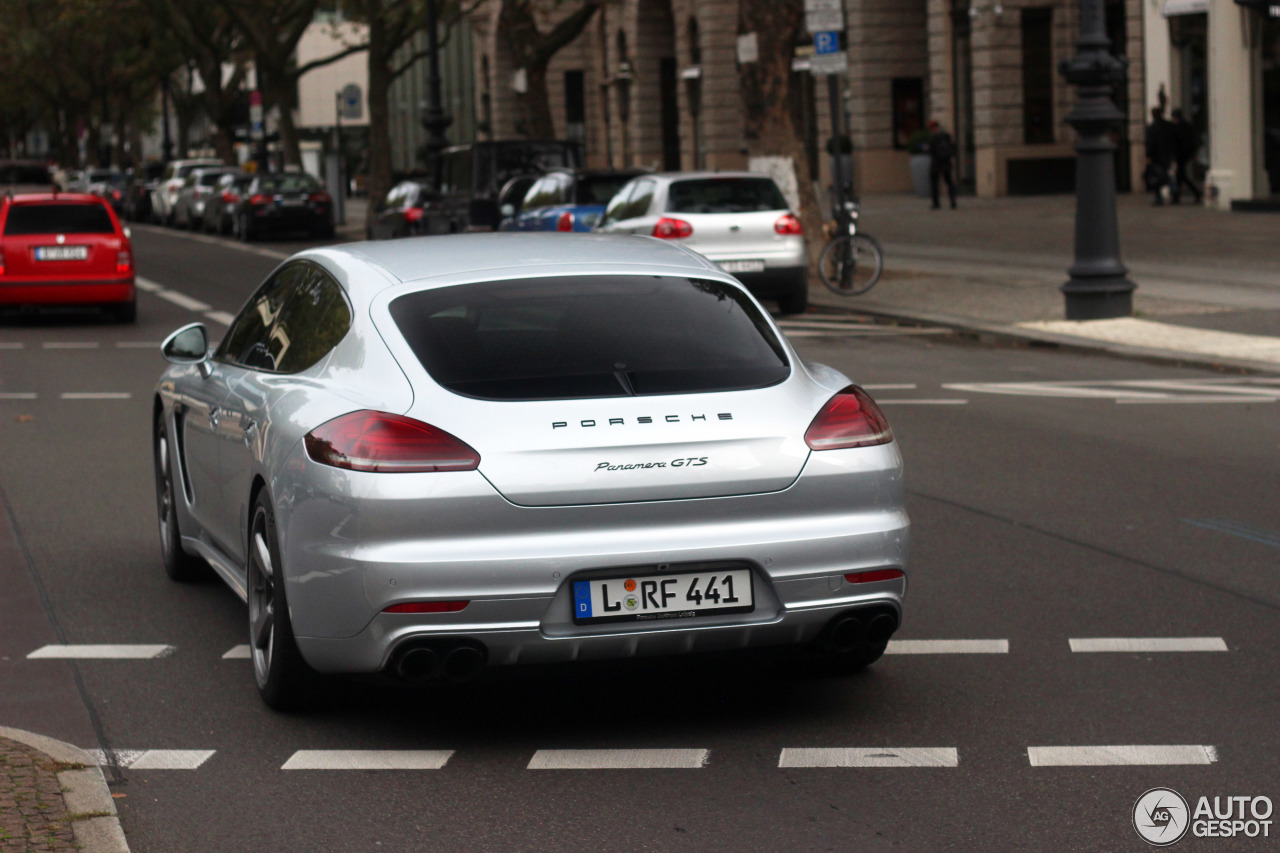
[155,234,908,674]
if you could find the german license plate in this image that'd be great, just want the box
[717,259,765,273]
[572,568,754,624]
[35,246,88,261]
[281,198,305,207]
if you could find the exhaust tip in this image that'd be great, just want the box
[867,612,898,643]
[395,647,440,681]
[827,615,866,654]
[442,644,486,682]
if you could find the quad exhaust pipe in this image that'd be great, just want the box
[822,606,899,654]
[391,640,487,683]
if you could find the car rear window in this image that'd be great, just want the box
[389,275,790,401]
[666,178,788,214]
[4,203,115,235]
[574,174,636,206]
[257,174,320,193]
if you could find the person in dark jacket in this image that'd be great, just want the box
[1171,109,1201,204]
[928,120,957,210]
[1145,106,1178,206]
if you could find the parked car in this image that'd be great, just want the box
[151,158,224,225]
[152,233,907,709]
[425,140,583,234]
[201,172,253,235]
[87,170,129,216]
[232,172,334,241]
[493,174,539,230]
[370,179,435,240]
[596,172,808,315]
[0,192,135,322]
[123,163,165,223]
[172,166,241,230]
[502,168,649,232]
[0,160,54,194]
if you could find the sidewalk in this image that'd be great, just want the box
[808,192,1280,373]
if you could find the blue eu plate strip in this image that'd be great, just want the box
[573,581,592,619]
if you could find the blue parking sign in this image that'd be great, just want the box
[814,31,839,54]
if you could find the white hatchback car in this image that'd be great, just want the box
[596,172,808,314]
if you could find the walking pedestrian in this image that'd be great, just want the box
[928,120,957,210]
[1171,109,1202,205]
[1144,106,1177,206]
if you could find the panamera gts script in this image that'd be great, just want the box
[595,458,708,472]
[552,413,734,429]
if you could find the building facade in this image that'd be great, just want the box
[468,0,1146,198]
[1145,0,1280,209]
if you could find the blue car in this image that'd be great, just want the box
[502,169,649,232]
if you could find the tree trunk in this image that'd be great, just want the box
[738,0,823,270]
[522,64,554,139]
[364,21,394,235]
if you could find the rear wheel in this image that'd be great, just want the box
[154,417,210,582]
[248,493,318,711]
[818,233,883,296]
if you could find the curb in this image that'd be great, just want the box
[0,726,129,853]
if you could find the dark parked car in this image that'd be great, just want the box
[88,170,129,216]
[0,160,54,194]
[232,172,334,241]
[370,179,435,240]
[123,163,165,223]
[424,140,582,234]
[502,168,649,232]
[201,172,253,235]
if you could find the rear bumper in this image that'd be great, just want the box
[0,279,135,306]
[733,265,808,299]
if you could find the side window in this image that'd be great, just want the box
[623,180,655,220]
[601,181,636,226]
[272,266,353,374]
[215,264,307,370]
[553,174,572,205]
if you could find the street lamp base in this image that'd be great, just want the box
[1061,281,1135,320]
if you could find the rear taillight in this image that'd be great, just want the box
[0,249,5,275]
[221,192,239,203]
[310,191,331,204]
[804,386,893,450]
[405,207,424,224]
[652,217,693,239]
[556,211,574,231]
[249,194,269,206]
[844,569,905,585]
[110,189,122,201]
[304,410,480,473]
[382,601,470,614]
[116,250,132,274]
[775,213,803,235]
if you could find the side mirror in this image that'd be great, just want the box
[161,322,209,364]
[500,203,515,217]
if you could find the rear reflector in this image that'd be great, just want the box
[305,410,480,473]
[383,601,470,614]
[844,569,905,585]
[805,386,893,450]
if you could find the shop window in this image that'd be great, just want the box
[1022,8,1055,145]
[892,78,924,150]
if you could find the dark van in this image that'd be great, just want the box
[426,140,583,233]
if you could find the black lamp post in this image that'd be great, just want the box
[160,77,174,163]
[420,0,453,187]
[1058,0,1135,320]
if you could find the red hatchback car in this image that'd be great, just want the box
[0,192,136,322]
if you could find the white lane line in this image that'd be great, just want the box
[27,644,175,659]
[0,342,23,349]
[0,393,37,400]
[1069,637,1228,653]
[134,278,163,292]
[886,639,1009,654]
[1116,396,1275,405]
[282,750,454,771]
[116,341,161,349]
[1028,745,1217,767]
[156,290,212,312]
[943,382,1171,400]
[87,749,214,770]
[528,749,709,770]
[222,645,251,659]
[876,399,969,405]
[60,392,132,400]
[779,748,958,768]
[204,310,235,325]
[41,342,99,349]
[861,384,918,390]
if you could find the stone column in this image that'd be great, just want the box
[1205,0,1257,208]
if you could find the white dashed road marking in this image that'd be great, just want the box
[0,393,37,400]
[1069,637,1228,653]
[88,749,215,770]
[155,290,212,312]
[134,278,162,292]
[1028,745,1218,767]
[0,342,22,349]
[204,310,235,325]
[779,748,959,768]
[60,392,131,400]
[222,645,252,659]
[27,644,174,659]
[886,639,1009,654]
[282,751,454,771]
[877,399,969,405]
[861,384,918,390]
[41,342,99,349]
[528,749,709,770]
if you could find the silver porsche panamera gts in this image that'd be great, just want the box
[154,233,909,709]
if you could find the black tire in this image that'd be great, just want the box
[818,233,884,296]
[113,298,137,324]
[776,287,808,316]
[154,417,211,582]
[248,493,318,711]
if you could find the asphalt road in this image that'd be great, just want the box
[1,226,1277,852]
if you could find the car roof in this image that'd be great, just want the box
[301,233,725,297]
[641,172,778,183]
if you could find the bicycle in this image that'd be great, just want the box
[818,199,884,296]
